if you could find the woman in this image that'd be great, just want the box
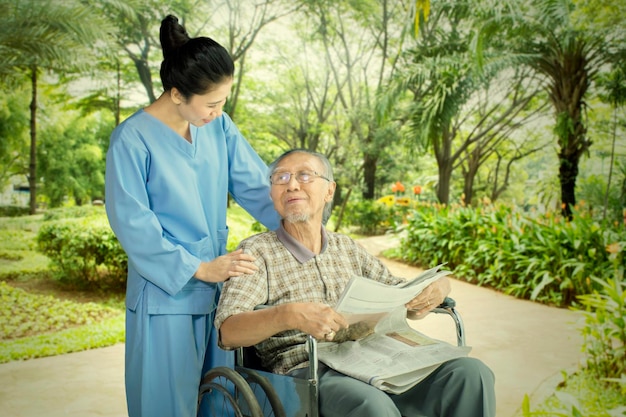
[105,15,279,417]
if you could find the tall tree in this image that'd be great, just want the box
[82,0,179,104]
[260,47,340,154]
[474,0,625,218]
[301,0,411,200]
[38,106,110,207]
[0,0,109,213]
[88,0,298,118]
[212,0,301,120]
[456,72,549,204]
[0,84,29,190]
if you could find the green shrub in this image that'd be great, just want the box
[520,370,626,417]
[36,215,127,290]
[0,206,30,217]
[342,200,403,235]
[576,266,626,380]
[42,204,105,221]
[397,203,625,307]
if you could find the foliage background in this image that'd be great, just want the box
[0,0,624,415]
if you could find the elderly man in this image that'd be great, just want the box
[215,149,496,417]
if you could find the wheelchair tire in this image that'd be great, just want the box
[236,367,286,417]
[198,366,263,417]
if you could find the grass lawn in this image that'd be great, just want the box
[0,203,263,363]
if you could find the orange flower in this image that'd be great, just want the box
[413,185,422,195]
[391,181,405,193]
[606,242,620,254]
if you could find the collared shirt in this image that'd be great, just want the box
[214,223,404,374]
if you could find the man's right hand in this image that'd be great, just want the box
[288,302,349,342]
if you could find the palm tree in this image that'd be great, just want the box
[0,0,108,213]
[474,0,624,218]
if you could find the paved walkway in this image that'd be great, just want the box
[0,235,586,417]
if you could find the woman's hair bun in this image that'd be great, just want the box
[160,15,190,59]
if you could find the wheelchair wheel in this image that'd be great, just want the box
[236,367,286,417]
[198,366,263,417]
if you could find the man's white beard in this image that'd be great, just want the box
[284,212,309,223]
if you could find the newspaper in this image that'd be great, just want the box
[317,265,471,394]
[330,264,453,340]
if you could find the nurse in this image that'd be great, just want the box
[105,14,280,417]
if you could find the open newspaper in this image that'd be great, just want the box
[317,264,471,394]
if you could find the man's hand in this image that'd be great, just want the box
[289,302,349,342]
[405,277,451,319]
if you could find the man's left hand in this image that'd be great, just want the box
[405,277,451,318]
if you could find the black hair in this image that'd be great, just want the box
[159,15,235,99]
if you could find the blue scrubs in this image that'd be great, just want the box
[105,110,279,417]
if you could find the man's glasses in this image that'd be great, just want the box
[270,171,330,185]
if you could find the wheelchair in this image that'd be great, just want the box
[198,297,465,417]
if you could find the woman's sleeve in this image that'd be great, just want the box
[223,115,281,231]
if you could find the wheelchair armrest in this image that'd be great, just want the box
[432,296,465,347]
[437,296,456,309]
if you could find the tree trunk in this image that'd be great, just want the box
[554,110,587,219]
[603,106,618,220]
[362,152,377,200]
[434,129,453,204]
[115,60,121,126]
[545,39,591,220]
[227,51,246,121]
[334,186,352,232]
[462,165,478,206]
[133,57,156,103]
[28,65,38,215]
[558,150,579,219]
[437,163,452,205]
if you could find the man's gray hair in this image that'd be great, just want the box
[268,149,334,224]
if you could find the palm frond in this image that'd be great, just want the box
[0,0,113,74]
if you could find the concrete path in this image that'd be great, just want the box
[0,235,586,417]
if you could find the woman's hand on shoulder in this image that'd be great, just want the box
[194,249,258,283]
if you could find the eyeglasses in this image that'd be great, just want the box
[270,170,330,185]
